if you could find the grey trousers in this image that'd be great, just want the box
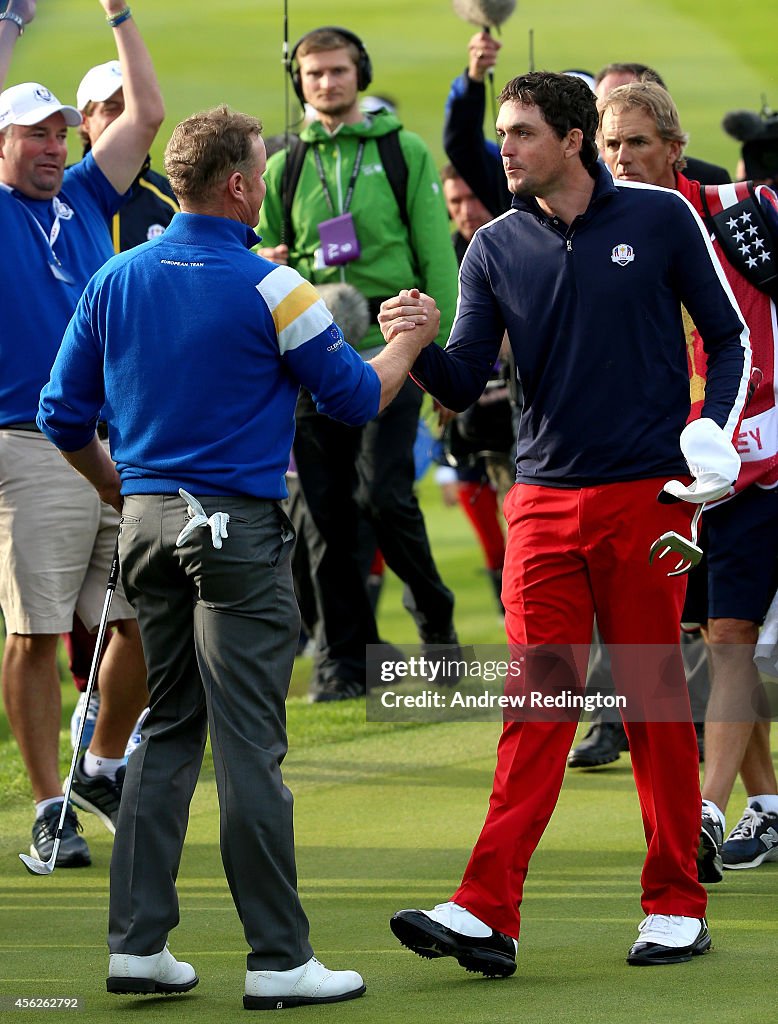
[108,493,313,971]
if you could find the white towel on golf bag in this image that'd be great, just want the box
[176,488,230,549]
[662,418,740,504]
[754,587,778,678]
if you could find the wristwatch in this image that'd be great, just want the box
[0,11,25,34]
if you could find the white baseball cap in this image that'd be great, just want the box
[561,69,597,94]
[0,82,82,131]
[76,60,123,111]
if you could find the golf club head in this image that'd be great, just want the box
[19,852,54,876]
[648,530,703,576]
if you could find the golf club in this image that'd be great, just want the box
[648,504,704,577]
[19,539,121,876]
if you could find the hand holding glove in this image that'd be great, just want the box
[662,418,740,504]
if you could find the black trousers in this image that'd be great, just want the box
[293,379,454,686]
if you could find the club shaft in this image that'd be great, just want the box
[45,538,120,870]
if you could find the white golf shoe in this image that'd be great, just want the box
[627,915,711,965]
[107,945,198,995]
[243,956,365,1010]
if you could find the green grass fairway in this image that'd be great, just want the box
[1,475,776,1020]
[2,2,778,1020]
[1,714,776,1023]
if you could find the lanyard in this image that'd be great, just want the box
[1,185,71,279]
[312,141,365,216]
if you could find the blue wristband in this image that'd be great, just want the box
[106,6,132,28]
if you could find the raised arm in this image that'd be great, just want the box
[0,0,36,92]
[442,32,510,217]
[91,1,164,194]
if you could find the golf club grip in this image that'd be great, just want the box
[107,538,120,592]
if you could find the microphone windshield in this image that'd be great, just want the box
[721,109,767,142]
[452,0,517,29]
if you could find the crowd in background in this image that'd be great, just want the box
[1,0,778,1006]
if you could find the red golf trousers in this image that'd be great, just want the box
[452,479,708,938]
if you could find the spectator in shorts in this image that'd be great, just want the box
[0,0,162,866]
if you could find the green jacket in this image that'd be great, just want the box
[259,111,458,352]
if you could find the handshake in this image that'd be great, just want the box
[378,288,440,350]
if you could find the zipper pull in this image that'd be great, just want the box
[566,239,573,252]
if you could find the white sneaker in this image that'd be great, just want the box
[107,945,198,995]
[627,915,711,965]
[243,956,365,1010]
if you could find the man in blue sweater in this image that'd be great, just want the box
[381,72,750,974]
[38,105,437,1009]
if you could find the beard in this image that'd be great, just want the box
[316,100,353,117]
[505,171,536,197]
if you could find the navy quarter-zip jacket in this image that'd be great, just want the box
[413,163,751,487]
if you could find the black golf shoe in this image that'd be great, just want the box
[567,721,629,768]
[70,757,125,834]
[309,677,366,703]
[390,903,517,978]
[419,627,466,685]
[697,809,724,883]
[30,802,91,868]
[627,915,711,965]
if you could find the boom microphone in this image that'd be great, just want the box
[316,284,370,349]
[452,0,517,29]
[722,109,767,142]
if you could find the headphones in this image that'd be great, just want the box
[289,26,373,105]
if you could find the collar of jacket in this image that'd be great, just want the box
[301,108,403,144]
[509,159,618,222]
[674,171,698,204]
[161,212,260,249]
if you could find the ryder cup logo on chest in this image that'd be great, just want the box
[611,242,635,266]
[52,196,74,221]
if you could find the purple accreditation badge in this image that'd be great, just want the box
[317,212,361,266]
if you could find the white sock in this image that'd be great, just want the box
[702,799,725,830]
[748,794,778,815]
[35,796,65,816]
[83,751,124,780]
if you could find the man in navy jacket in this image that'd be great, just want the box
[382,72,750,974]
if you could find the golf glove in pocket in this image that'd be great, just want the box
[176,488,230,549]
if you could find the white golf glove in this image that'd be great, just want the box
[662,418,740,504]
[176,488,230,549]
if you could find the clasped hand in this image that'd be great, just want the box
[378,288,440,348]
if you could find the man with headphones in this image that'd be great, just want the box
[259,27,460,702]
